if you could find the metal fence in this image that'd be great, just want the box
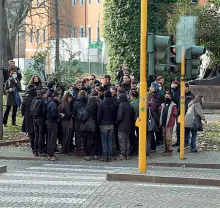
[80,62,107,77]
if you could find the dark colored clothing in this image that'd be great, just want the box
[185,90,195,114]
[73,95,87,122]
[4,66,22,82]
[33,118,45,153]
[60,120,70,154]
[97,97,118,125]
[58,101,72,121]
[83,132,95,156]
[29,133,35,151]
[47,99,61,123]
[75,121,82,152]
[171,87,180,110]
[117,68,131,82]
[116,94,134,132]
[72,87,79,98]
[31,97,46,119]
[97,94,104,103]
[3,105,17,125]
[82,105,98,123]
[118,130,130,156]
[47,121,58,157]
[162,104,169,126]
[121,83,131,93]
[4,78,21,106]
[103,83,112,91]
[112,95,120,106]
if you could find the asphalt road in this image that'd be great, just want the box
[0,160,220,208]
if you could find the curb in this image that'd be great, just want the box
[0,165,7,174]
[0,156,47,161]
[0,139,29,147]
[107,173,220,187]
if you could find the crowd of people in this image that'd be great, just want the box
[3,62,207,161]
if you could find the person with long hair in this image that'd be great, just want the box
[29,76,43,90]
[185,95,207,152]
[81,96,99,161]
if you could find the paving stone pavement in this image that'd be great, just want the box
[1,160,220,208]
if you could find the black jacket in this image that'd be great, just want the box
[21,90,37,133]
[82,105,98,123]
[58,101,72,121]
[4,78,21,106]
[185,90,195,114]
[72,95,87,122]
[47,99,61,123]
[121,83,131,93]
[117,68,131,82]
[116,94,134,132]
[97,97,118,125]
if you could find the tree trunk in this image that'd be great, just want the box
[55,0,60,72]
[10,35,16,58]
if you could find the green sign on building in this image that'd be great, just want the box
[89,41,103,52]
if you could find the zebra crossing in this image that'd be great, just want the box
[0,163,130,208]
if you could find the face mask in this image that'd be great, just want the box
[171,84,177,89]
[165,98,171,103]
[12,74,17,79]
[159,87,162,90]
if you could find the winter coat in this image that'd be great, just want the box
[97,97,118,125]
[117,68,131,82]
[159,102,177,128]
[4,66,22,82]
[103,83,112,91]
[185,101,205,128]
[4,78,21,106]
[185,90,195,114]
[47,99,61,123]
[171,87,180,109]
[21,90,37,133]
[82,105,98,123]
[72,87,79,99]
[130,98,139,113]
[116,94,134,132]
[72,95,87,122]
[58,101,72,121]
[121,83,131,93]
[148,99,158,122]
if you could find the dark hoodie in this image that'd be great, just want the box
[72,95,87,122]
[47,99,61,123]
[185,90,194,114]
[116,93,134,132]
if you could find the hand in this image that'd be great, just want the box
[203,119,207,124]
[60,113,65,118]
[9,88,13,92]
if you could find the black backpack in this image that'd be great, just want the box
[76,106,86,122]
[30,98,43,117]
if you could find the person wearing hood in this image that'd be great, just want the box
[3,70,22,127]
[97,91,118,162]
[21,84,37,152]
[116,93,134,160]
[29,76,43,90]
[185,95,207,152]
[73,90,88,156]
[159,92,177,156]
[46,92,65,161]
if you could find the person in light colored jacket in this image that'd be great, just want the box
[185,95,207,152]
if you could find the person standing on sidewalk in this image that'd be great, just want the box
[30,90,47,157]
[3,70,21,127]
[46,92,65,161]
[58,93,73,156]
[116,93,134,160]
[97,91,118,162]
[159,92,177,156]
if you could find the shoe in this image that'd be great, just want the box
[94,155,98,160]
[3,124,8,127]
[191,149,198,153]
[107,156,112,162]
[34,152,38,157]
[116,155,126,161]
[50,156,58,161]
[99,157,107,162]
[126,156,130,160]
[12,124,18,126]
[85,156,91,161]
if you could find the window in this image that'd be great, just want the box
[72,26,76,37]
[36,0,39,7]
[29,28,33,43]
[36,29,40,43]
[80,0,84,5]
[80,26,84,37]
[97,0,100,3]
[72,0,76,6]
[43,29,46,42]
[96,26,100,41]
[88,27,91,42]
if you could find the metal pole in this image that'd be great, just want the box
[180,47,185,159]
[0,0,4,140]
[18,29,20,67]
[138,0,148,173]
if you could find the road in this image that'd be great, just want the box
[0,160,220,208]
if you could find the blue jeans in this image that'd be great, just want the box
[100,125,114,157]
[185,128,197,150]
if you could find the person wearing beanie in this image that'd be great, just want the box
[116,93,134,160]
[97,90,118,162]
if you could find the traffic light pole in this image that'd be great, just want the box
[180,47,185,159]
[138,0,148,173]
[0,0,3,140]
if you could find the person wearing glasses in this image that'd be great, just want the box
[89,74,101,86]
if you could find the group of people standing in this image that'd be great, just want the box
[3,61,207,161]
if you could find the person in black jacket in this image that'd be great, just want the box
[116,93,134,160]
[47,92,65,161]
[31,90,47,156]
[97,91,118,162]
[185,83,195,114]
[3,70,22,127]
[121,75,131,93]
[116,63,131,82]
[21,85,37,152]
[58,93,73,155]
[72,90,87,156]
[81,96,99,161]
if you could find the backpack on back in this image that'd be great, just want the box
[76,106,86,122]
[30,98,43,117]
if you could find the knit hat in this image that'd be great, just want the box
[172,80,180,85]
[151,82,158,90]
[105,90,112,97]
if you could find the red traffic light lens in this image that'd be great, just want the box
[172,48,176,54]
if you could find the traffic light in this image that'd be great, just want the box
[185,46,206,79]
[147,33,172,75]
[168,45,179,73]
